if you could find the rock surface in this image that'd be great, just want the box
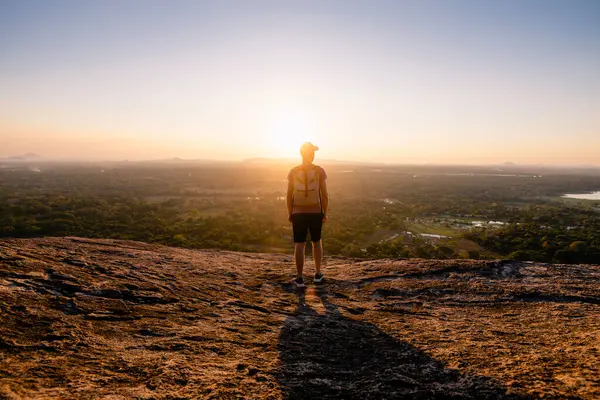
[0,237,599,399]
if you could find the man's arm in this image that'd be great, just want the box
[320,176,329,221]
[286,179,294,222]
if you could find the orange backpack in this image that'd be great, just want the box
[292,164,321,207]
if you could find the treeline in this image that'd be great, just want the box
[0,191,457,259]
[0,192,396,252]
[0,195,284,252]
[464,204,600,264]
[1,164,600,264]
[6,192,599,263]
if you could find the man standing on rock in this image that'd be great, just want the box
[286,142,329,288]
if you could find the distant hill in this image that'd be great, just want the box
[1,237,598,399]
[2,153,43,162]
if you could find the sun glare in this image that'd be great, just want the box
[263,110,315,158]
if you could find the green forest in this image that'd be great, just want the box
[1,161,600,264]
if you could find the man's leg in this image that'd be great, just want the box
[294,242,306,278]
[312,240,323,275]
[308,214,324,277]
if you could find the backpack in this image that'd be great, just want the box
[292,164,321,207]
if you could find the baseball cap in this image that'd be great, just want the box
[300,142,319,155]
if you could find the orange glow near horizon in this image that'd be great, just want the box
[262,108,318,159]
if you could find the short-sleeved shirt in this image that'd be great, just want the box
[287,164,327,215]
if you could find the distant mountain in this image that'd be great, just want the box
[136,157,231,165]
[2,153,43,162]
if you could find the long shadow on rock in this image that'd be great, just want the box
[276,286,530,400]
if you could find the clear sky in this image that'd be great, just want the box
[1,0,599,164]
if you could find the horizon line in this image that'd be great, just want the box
[2,155,600,169]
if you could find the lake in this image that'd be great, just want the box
[562,191,600,200]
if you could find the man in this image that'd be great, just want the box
[286,142,329,288]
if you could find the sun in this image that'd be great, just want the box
[263,110,315,158]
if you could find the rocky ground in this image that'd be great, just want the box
[0,237,599,399]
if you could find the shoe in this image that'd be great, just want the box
[292,277,305,288]
[314,273,324,283]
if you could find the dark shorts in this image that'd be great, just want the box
[292,213,323,243]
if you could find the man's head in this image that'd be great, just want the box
[300,142,319,163]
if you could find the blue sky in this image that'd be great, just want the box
[1,0,599,164]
